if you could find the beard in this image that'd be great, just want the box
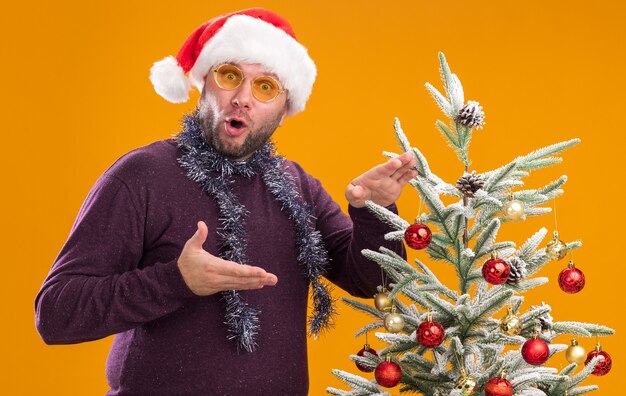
[198,98,284,160]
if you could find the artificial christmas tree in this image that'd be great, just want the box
[327,53,614,395]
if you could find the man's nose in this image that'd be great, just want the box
[231,81,253,109]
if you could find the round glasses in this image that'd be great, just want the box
[212,64,285,103]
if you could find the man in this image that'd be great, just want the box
[35,8,417,395]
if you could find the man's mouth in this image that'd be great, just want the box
[230,119,245,129]
[224,117,249,136]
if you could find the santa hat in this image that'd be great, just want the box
[149,8,316,116]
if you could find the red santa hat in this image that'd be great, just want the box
[149,8,316,116]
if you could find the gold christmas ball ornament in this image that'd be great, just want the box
[454,369,477,395]
[546,230,568,261]
[566,338,587,364]
[374,290,393,313]
[502,194,525,221]
[383,306,405,333]
[499,307,522,336]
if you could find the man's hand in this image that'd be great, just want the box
[177,221,278,296]
[345,152,418,208]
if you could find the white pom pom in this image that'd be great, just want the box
[149,56,191,103]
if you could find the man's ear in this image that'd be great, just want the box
[198,83,207,105]
[278,104,289,127]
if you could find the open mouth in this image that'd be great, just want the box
[224,117,249,137]
[228,118,247,130]
[230,120,244,129]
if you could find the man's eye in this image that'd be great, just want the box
[257,80,275,91]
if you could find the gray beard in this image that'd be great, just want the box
[199,107,283,160]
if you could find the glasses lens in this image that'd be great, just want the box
[252,76,280,102]
[214,65,243,89]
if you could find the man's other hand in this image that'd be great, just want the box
[345,152,418,208]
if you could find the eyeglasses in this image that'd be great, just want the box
[212,64,285,103]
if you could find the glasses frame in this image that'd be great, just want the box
[211,64,286,103]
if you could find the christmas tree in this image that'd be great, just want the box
[327,53,615,396]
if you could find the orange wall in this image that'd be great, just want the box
[4,1,623,394]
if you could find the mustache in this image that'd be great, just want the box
[224,110,252,123]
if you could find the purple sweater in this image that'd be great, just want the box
[35,138,405,395]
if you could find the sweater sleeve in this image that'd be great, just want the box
[304,172,407,299]
[35,173,195,345]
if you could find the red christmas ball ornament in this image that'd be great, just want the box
[374,358,402,388]
[558,261,585,294]
[417,314,445,347]
[485,372,513,396]
[585,344,612,376]
[355,344,379,372]
[482,254,511,285]
[404,222,432,250]
[521,335,550,366]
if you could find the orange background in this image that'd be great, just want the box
[3,0,624,394]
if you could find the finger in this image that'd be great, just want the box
[393,166,418,183]
[380,157,404,177]
[393,152,415,168]
[209,274,268,291]
[346,184,367,201]
[394,153,416,168]
[398,169,419,184]
[220,273,278,290]
[390,155,417,178]
[186,221,208,250]
[215,260,270,279]
[380,153,416,178]
[397,151,414,163]
[359,157,403,181]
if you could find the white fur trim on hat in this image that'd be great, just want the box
[150,55,192,104]
[189,15,316,116]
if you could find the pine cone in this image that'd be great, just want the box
[455,171,485,198]
[531,303,554,331]
[456,100,485,129]
[506,256,528,285]
[535,382,551,393]
[538,313,553,331]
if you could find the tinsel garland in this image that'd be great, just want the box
[176,110,335,351]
